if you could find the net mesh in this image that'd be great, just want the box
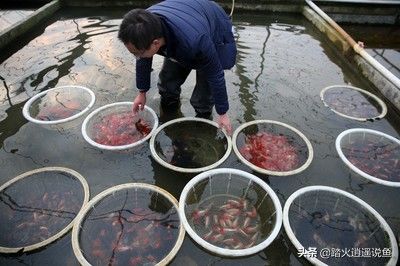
[0,171,85,248]
[78,187,181,265]
[288,190,392,265]
[184,172,277,250]
[153,120,228,169]
[339,131,400,182]
[85,104,155,147]
[29,86,92,122]
[322,86,384,119]
[236,123,309,172]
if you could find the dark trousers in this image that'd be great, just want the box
[157,58,214,115]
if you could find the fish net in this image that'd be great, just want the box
[232,120,313,176]
[22,85,95,128]
[336,128,400,187]
[72,183,185,266]
[0,167,89,253]
[150,117,232,173]
[179,168,282,257]
[320,85,387,121]
[82,102,158,151]
[283,186,398,266]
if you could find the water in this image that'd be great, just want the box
[189,195,263,249]
[78,188,180,265]
[154,121,228,169]
[29,87,91,121]
[341,132,400,182]
[235,123,310,173]
[90,111,152,146]
[0,171,85,249]
[341,23,400,79]
[0,7,400,265]
[290,191,391,265]
[322,85,384,120]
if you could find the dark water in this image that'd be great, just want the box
[341,23,400,79]
[0,171,85,248]
[154,121,228,169]
[322,86,384,119]
[290,191,391,265]
[79,188,180,265]
[340,131,400,182]
[0,7,400,266]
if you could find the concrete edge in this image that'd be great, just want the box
[303,6,351,52]
[354,55,400,110]
[302,5,400,111]
[0,0,62,51]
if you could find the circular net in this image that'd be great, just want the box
[151,118,231,172]
[336,129,400,186]
[233,120,313,176]
[179,168,282,257]
[74,184,184,266]
[82,103,158,150]
[285,188,397,265]
[24,86,95,124]
[321,85,387,121]
[0,168,88,253]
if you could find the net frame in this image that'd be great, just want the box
[72,183,185,266]
[320,85,387,121]
[149,117,232,173]
[232,120,314,176]
[81,102,159,151]
[336,128,400,187]
[283,185,398,266]
[22,85,96,126]
[0,166,90,254]
[178,168,283,257]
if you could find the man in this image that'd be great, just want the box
[118,0,237,134]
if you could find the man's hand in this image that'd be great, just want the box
[132,91,146,114]
[217,113,232,136]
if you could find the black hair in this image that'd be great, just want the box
[118,9,163,50]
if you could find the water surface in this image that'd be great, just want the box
[0,8,399,266]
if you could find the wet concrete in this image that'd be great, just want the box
[0,10,35,32]
[0,7,399,266]
[0,0,61,51]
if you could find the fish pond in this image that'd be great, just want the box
[0,7,399,266]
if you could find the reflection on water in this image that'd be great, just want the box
[290,191,391,266]
[368,48,400,79]
[79,189,180,266]
[29,88,91,121]
[341,132,400,182]
[322,86,384,119]
[340,23,400,79]
[0,171,84,248]
[154,121,228,168]
[0,8,399,266]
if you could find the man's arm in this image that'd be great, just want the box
[196,34,232,135]
[196,34,229,116]
[133,57,153,113]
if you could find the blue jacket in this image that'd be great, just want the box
[136,0,237,115]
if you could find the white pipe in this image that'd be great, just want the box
[305,0,400,89]
[229,0,235,17]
